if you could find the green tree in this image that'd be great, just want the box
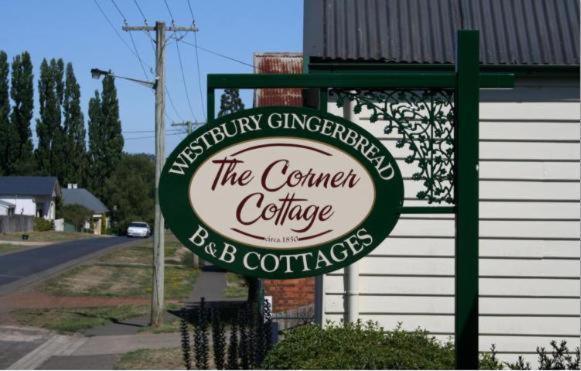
[36,58,66,179]
[87,91,103,195]
[0,51,12,175]
[88,75,123,199]
[10,51,35,175]
[60,204,92,232]
[218,88,245,117]
[103,153,155,234]
[62,63,86,185]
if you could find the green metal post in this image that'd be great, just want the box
[454,30,480,369]
[319,88,327,112]
[207,87,215,123]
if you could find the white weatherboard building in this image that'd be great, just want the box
[304,0,580,363]
[0,176,61,220]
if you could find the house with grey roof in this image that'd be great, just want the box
[303,0,580,363]
[62,184,109,235]
[0,176,61,220]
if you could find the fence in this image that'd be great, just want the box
[173,298,275,370]
[0,215,33,233]
[271,304,315,331]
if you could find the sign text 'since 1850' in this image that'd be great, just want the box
[159,106,404,279]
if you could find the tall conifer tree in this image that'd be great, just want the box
[36,58,66,180]
[0,51,11,175]
[10,52,35,175]
[88,91,103,195]
[100,75,123,173]
[62,63,86,185]
[88,75,123,201]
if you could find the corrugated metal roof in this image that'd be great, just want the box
[62,188,109,214]
[303,0,580,65]
[253,53,303,107]
[0,176,60,197]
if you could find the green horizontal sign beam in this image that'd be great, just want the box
[207,72,514,89]
[400,206,455,214]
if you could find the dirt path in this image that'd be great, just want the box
[0,290,150,312]
[0,289,161,326]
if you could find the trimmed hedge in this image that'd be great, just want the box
[262,321,455,369]
[262,321,581,370]
[33,217,53,231]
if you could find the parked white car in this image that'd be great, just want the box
[126,222,151,238]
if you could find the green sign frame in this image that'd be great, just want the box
[196,31,514,369]
[160,106,404,279]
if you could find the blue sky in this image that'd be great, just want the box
[0,0,303,154]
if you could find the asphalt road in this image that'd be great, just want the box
[0,236,135,287]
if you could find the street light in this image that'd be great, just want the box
[90,68,156,89]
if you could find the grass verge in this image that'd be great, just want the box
[0,231,97,242]
[41,263,198,300]
[12,305,147,334]
[115,347,185,370]
[13,231,198,334]
[224,272,248,298]
[0,243,25,255]
[40,232,199,300]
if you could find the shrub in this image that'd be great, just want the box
[480,345,504,370]
[263,321,581,370]
[33,217,53,231]
[505,340,580,370]
[262,321,455,369]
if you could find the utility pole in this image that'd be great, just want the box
[123,21,198,327]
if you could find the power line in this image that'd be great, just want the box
[109,0,152,80]
[180,40,258,71]
[133,0,148,23]
[161,0,196,123]
[123,129,181,133]
[128,31,151,79]
[186,0,195,20]
[185,0,206,120]
[124,131,185,141]
[129,2,184,123]
[93,0,142,61]
[165,87,185,122]
[162,0,175,22]
[133,0,156,44]
[192,33,205,120]
[109,0,184,124]
[110,0,126,21]
[175,42,197,121]
[96,0,181,125]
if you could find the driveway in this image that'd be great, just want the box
[0,236,142,292]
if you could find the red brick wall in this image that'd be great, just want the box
[264,278,314,313]
[255,53,314,314]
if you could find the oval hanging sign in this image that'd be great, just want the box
[159,106,403,279]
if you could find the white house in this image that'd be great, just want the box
[0,176,61,220]
[61,184,109,234]
[304,0,580,363]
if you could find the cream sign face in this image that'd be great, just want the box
[189,137,375,249]
[159,107,404,279]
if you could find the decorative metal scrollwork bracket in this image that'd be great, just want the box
[330,89,455,204]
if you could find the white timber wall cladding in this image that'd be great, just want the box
[321,78,580,363]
